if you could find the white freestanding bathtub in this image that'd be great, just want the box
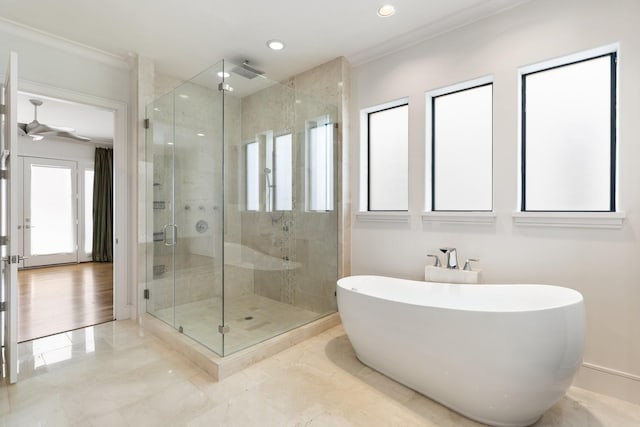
[337,275,585,427]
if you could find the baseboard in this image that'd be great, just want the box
[574,362,640,406]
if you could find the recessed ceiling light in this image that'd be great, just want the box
[153,107,160,112]
[197,133,205,137]
[267,39,285,51]
[167,141,174,145]
[217,71,230,78]
[178,94,189,99]
[377,4,395,17]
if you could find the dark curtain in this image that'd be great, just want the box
[92,147,113,262]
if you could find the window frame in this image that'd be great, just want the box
[273,131,293,212]
[361,98,409,213]
[429,81,493,212]
[305,115,334,212]
[244,140,260,211]
[520,51,617,213]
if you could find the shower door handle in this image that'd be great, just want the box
[163,224,177,246]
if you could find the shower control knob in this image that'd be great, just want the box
[195,220,208,234]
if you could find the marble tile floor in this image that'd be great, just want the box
[153,293,324,355]
[2,320,640,426]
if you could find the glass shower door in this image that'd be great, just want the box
[145,91,176,327]
[146,63,225,357]
[172,70,224,355]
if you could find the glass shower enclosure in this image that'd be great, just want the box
[144,60,338,356]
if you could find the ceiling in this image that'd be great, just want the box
[2,0,529,142]
[0,0,528,82]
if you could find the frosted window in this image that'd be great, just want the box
[368,104,408,211]
[274,134,292,211]
[524,54,615,211]
[84,169,94,255]
[308,123,334,211]
[30,165,74,255]
[433,84,492,211]
[246,142,259,211]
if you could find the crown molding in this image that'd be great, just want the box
[348,0,532,68]
[0,17,130,70]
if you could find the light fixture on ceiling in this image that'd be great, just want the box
[266,39,285,51]
[196,132,205,137]
[217,71,231,78]
[21,99,90,142]
[178,94,189,99]
[377,4,396,17]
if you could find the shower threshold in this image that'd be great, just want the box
[153,294,326,354]
[141,310,340,381]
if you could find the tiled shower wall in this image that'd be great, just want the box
[234,57,348,314]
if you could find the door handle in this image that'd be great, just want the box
[2,255,28,264]
[163,224,177,246]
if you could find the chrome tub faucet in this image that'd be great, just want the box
[440,247,458,269]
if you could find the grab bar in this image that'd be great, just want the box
[163,224,177,246]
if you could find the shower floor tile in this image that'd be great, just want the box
[154,293,323,355]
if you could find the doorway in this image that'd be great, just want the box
[16,92,116,342]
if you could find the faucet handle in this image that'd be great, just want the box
[427,254,441,267]
[463,258,479,271]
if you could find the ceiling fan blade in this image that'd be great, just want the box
[26,120,57,135]
[25,100,91,142]
[18,123,27,136]
[55,131,91,142]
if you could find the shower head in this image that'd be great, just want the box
[232,61,265,79]
[264,167,274,188]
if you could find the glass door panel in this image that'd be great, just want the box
[173,63,224,356]
[82,168,94,260]
[145,91,176,327]
[23,157,77,267]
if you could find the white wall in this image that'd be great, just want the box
[0,21,130,102]
[0,21,133,319]
[350,0,640,404]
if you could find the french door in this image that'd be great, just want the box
[22,157,78,267]
[1,51,19,383]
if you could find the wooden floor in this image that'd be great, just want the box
[18,262,114,342]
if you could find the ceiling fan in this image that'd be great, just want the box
[19,98,91,142]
